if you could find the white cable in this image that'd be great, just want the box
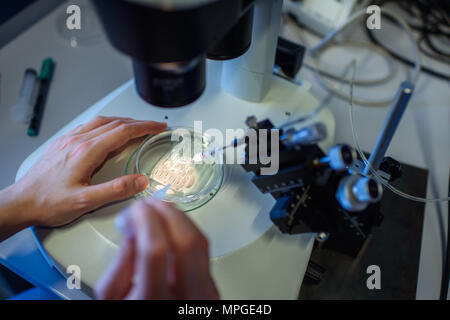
[308,7,422,107]
[306,40,397,86]
[279,60,357,129]
[284,13,397,88]
[347,60,449,203]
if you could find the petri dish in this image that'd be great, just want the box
[125,128,224,211]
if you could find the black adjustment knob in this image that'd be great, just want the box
[379,156,402,182]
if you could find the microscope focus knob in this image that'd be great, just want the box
[336,175,383,212]
[327,144,356,171]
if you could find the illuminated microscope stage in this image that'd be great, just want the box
[17,61,335,299]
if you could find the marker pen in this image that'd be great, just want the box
[27,58,55,137]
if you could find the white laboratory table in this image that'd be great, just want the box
[0,3,449,299]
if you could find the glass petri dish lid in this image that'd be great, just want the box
[125,128,224,211]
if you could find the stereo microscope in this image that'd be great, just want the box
[16,0,391,299]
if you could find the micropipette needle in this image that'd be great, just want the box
[192,136,246,162]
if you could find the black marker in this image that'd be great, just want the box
[27,58,55,137]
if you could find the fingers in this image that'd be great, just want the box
[96,120,167,151]
[68,116,133,136]
[65,117,166,145]
[88,120,167,168]
[126,201,171,299]
[60,117,167,177]
[94,236,135,300]
[77,119,149,142]
[204,274,220,300]
[82,174,149,212]
[96,199,218,300]
[149,200,213,299]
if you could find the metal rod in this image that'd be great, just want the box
[363,81,414,176]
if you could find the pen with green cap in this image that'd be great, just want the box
[27,57,55,137]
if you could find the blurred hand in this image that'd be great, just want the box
[12,116,166,227]
[95,199,219,300]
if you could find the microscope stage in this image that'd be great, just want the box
[17,61,335,299]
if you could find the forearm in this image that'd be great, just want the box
[0,184,37,242]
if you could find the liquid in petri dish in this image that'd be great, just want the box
[136,129,224,206]
[150,154,196,192]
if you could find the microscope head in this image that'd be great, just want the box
[93,0,255,107]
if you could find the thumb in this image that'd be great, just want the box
[85,174,149,209]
